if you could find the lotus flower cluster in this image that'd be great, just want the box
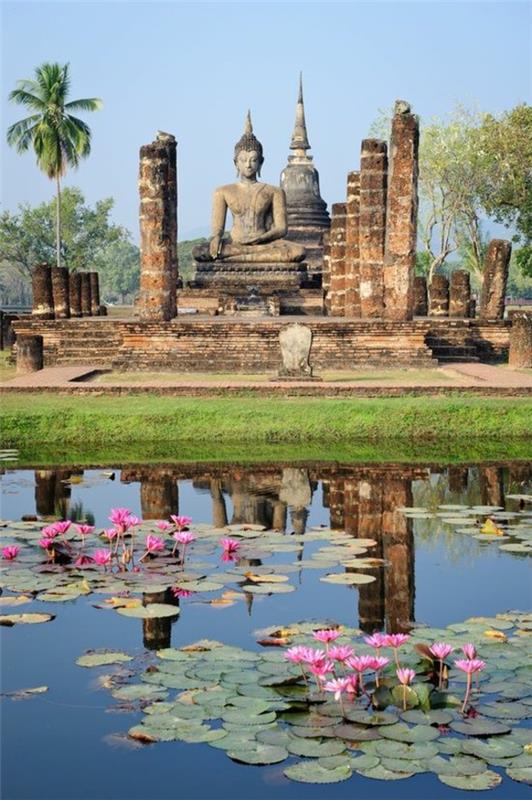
[283,629,486,717]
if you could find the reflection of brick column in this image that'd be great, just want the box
[357,479,384,632]
[329,203,347,316]
[449,270,471,318]
[345,172,361,317]
[382,477,414,633]
[359,139,387,318]
[69,272,82,317]
[343,479,359,535]
[479,240,511,320]
[272,501,287,531]
[448,467,468,493]
[35,470,57,516]
[413,276,428,316]
[140,475,179,520]
[89,272,101,315]
[384,102,418,320]
[429,275,449,316]
[210,479,228,528]
[51,267,70,318]
[328,479,345,529]
[142,590,177,650]
[509,313,532,367]
[81,273,92,316]
[139,133,178,321]
[479,466,504,508]
[31,263,54,319]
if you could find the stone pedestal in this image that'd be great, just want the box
[429,275,449,316]
[413,276,428,316]
[359,139,387,318]
[345,172,361,317]
[51,267,70,319]
[89,272,101,316]
[384,102,419,321]
[69,272,82,317]
[139,132,178,321]
[31,263,55,319]
[80,273,92,316]
[16,334,43,373]
[329,203,347,316]
[509,312,532,368]
[479,239,512,320]
[449,270,471,318]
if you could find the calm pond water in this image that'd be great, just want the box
[1,458,531,800]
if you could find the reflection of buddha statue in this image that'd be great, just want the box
[193,112,305,265]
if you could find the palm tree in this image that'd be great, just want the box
[7,62,102,268]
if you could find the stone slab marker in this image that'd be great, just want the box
[139,132,178,321]
[413,276,428,316]
[345,171,361,317]
[89,272,101,316]
[69,272,82,317]
[80,272,92,316]
[384,101,419,320]
[329,203,347,316]
[359,139,387,317]
[51,266,70,318]
[479,239,512,320]
[16,334,43,373]
[509,312,532,368]
[31,263,54,319]
[449,269,471,318]
[278,323,314,378]
[429,274,449,316]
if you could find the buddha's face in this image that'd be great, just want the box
[235,149,261,179]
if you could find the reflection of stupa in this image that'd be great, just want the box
[280,75,330,277]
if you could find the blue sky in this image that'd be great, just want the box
[2,1,531,240]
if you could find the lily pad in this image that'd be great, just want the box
[116,604,180,619]
[287,738,347,758]
[0,612,55,625]
[355,764,414,780]
[227,744,288,764]
[380,723,440,743]
[438,770,502,790]
[76,651,133,668]
[283,762,352,783]
[450,719,511,736]
[320,573,376,585]
[507,767,532,784]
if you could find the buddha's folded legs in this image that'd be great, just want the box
[192,240,306,263]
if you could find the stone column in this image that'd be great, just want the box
[345,171,361,317]
[89,272,101,316]
[479,239,512,320]
[449,270,471,318]
[359,139,387,318]
[51,267,70,318]
[31,263,54,319]
[210,479,228,528]
[16,334,43,373]
[139,132,178,321]
[383,102,419,320]
[429,274,449,316]
[69,272,82,317]
[413,276,428,316]
[382,476,414,633]
[329,203,347,316]
[509,312,532,368]
[80,273,92,316]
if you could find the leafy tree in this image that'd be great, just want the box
[93,239,140,303]
[178,238,208,285]
[6,62,101,268]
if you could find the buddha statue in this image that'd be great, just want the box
[193,112,305,264]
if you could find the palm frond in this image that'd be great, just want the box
[64,97,103,112]
[6,115,41,149]
[8,88,46,111]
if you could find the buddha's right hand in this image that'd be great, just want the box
[209,235,222,260]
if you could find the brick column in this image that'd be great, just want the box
[359,139,387,318]
[509,312,532,368]
[51,267,70,319]
[329,203,347,316]
[429,274,449,316]
[69,272,82,317]
[413,276,428,316]
[345,171,361,317]
[89,272,101,316]
[449,270,471,318]
[383,102,419,320]
[479,240,512,320]
[479,466,504,508]
[16,334,43,373]
[139,132,178,321]
[31,263,55,319]
[357,478,385,633]
[382,476,414,633]
[328,479,345,529]
[80,273,92,316]
[34,470,57,516]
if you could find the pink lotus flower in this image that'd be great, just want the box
[308,659,334,691]
[52,521,71,535]
[220,537,240,552]
[328,645,354,663]
[103,528,118,541]
[38,537,56,550]
[173,531,196,545]
[364,632,387,650]
[156,521,172,532]
[324,676,351,711]
[221,550,238,563]
[171,515,192,531]
[2,545,20,560]
[41,525,60,539]
[430,642,454,661]
[93,549,112,566]
[302,648,328,666]
[108,508,138,533]
[396,667,416,686]
[345,673,359,695]
[145,534,165,554]
[284,646,310,665]
[346,655,375,673]
[370,655,390,686]
[313,629,342,646]
[171,587,194,598]
[74,554,94,566]
[75,524,94,537]
[455,659,487,713]
[462,643,477,660]
[382,632,411,668]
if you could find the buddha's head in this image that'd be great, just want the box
[234,110,264,178]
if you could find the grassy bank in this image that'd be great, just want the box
[2,394,531,456]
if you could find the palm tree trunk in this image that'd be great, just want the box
[56,175,61,269]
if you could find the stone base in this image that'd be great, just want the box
[191,260,317,293]
[274,373,323,382]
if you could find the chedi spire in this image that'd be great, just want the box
[290,73,311,152]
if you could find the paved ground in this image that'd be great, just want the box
[2,363,532,396]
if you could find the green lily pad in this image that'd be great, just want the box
[380,723,440,742]
[400,709,454,725]
[112,684,168,701]
[287,738,347,758]
[116,604,180,619]
[438,770,502,790]
[462,737,523,760]
[76,651,133,668]
[344,709,398,726]
[427,755,487,776]
[450,719,511,736]
[0,612,55,625]
[227,744,288,764]
[375,740,439,760]
[355,764,414,780]
[320,573,376,585]
[507,767,532,784]
[222,709,277,726]
[283,762,352,783]
[349,753,380,769]
[334,723,381,741]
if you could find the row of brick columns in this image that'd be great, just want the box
[324,100,513,321]
[31,263,102,319]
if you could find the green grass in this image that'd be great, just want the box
[0,351,16,382]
